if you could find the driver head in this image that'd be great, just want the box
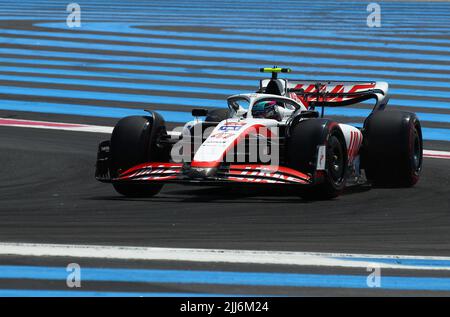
[251,100,281,121]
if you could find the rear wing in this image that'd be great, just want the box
[259,79,389,110]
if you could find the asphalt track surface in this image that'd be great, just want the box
[0,0,450,296]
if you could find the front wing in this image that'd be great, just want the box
[110,162,313,185]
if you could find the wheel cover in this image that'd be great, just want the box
[412,129,422,173]
[328,136,345,184]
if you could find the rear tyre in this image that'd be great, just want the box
[287,119,347,200]
[362,110,422,187]
[110,114,168,197]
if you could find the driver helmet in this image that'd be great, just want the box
[251,100,281,121]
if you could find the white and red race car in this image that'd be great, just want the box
[95,67,423,199]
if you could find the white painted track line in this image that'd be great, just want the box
[0,117,183,136]
[423,149,450,159]
[1,242,450,271]
[0,117,113,133]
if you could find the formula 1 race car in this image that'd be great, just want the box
[95,67,423,199]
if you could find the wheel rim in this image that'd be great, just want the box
[328,136,344,184]
[412,129,422,173]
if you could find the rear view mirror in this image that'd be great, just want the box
[192,108,209,117]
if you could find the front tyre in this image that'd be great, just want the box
[110,113,168,197]
[287,119,347,200]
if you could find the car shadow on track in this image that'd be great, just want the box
[89,187,307,204]
[89,184,373,204]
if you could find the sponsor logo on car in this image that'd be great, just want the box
[210,132,235,139]
[219,122,246,131]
